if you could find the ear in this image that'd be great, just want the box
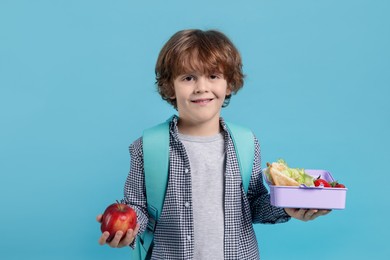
[167,84,176,100]
[226,86,232,95]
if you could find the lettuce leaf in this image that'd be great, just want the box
[277,159,314,186]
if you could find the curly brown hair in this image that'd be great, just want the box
[155,29,244,108]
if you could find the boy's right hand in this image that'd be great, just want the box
[96,214,140,248]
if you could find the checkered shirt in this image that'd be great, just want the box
[123,116,290,259]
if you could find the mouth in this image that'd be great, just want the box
[191,98,214,105]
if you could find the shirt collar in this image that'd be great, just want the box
[168,115,229,141]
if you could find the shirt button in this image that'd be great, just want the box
[184,202,190,208]
[187,235,191,241]
[184,168,189,173]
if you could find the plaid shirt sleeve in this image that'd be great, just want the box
[123,137,149,236]
[247,136,291,224]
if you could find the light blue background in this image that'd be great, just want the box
[1,0,389,259]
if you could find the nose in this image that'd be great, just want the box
[194,76,209,93]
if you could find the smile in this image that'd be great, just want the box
[191,98,213,104]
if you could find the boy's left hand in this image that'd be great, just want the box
[284,208,331,222]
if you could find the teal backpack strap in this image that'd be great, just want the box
[225,122,255,193]
[133,116,173,259]
[142,116,172,222]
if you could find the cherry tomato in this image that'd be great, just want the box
[314,178,331,187]
[331,181,346,188]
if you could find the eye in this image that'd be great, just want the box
[209,74,222,80]
[182,75,195,81]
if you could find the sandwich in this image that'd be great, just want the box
[264,159,314,187]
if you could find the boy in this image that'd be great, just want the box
[97,29,330,259]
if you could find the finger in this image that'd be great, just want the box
[98,231,110,245]
[108,231,124,248]
[118,224,141,248]
[319,209,332,216]
[304,209,318,221]
[285,208,298,215]
[296,209,314,221]
[312,209,331,219]
[118,229,136,248]
[96,214,103,223]
[297,208,309,220]
[286,208,305,219]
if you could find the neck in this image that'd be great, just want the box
[177,117,221,136]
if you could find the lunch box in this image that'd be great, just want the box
[263,169,347,209]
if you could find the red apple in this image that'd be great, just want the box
[100,201,137,242]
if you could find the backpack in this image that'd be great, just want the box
[131,116,255,259]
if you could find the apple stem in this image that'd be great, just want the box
[116,200,122,210]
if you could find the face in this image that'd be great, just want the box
[171,72,231,132]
